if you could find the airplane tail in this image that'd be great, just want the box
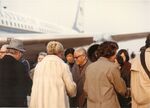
[72,0,84,33]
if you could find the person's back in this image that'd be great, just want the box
[0,55,27,107]
[30,41,76,108]
[131,34,150,108]
[131,47,150,107]
[84,57,126,108]
[0,39,28,107]
[84,41,126,108]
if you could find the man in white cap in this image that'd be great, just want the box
[0,39,29,107]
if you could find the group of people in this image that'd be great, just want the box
[0,35,150,108]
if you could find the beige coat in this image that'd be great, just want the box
[30,55,76,108]
[84,57,126,108]
[131,48,150,108]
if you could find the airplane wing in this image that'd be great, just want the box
[0,34,93,63]
[111,32,150,42]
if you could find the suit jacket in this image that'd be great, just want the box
[70,60,90,107]
[84,57,126,108]
[0,55,28,107]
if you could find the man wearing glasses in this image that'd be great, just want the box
[70,47,90,108]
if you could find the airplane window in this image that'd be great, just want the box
[6,21,8,25]
[1,20,4,24]
[18,23,20,28]
[10,22,12,26]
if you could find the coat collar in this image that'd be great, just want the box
[98,57,110,62]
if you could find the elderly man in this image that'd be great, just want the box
[70,47,90,108]
[0,39,29,107]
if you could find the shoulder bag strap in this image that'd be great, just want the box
[140,50,150,79]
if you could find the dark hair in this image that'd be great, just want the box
[64,48,75,57]
[116,55,124,66]
[87,44,100,62]
[130,52,136,59]
[145,34,150,48]
[97,41,119,58]
[117,49,129,62]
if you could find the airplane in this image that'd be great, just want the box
[0,7,93,63]
[0,3,149,64]
[0,7,79,34]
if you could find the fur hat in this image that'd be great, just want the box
[7,39,25,52]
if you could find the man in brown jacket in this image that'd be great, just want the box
[84,41,127,108]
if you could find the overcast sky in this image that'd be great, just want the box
[2,0,150,35]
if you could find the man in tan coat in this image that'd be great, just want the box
[84,41,127,108]
[131,35,150,108]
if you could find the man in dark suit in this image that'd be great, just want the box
[0,39,29,107]
[70,47,90,108]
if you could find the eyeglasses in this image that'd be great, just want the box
[74,55,84,59]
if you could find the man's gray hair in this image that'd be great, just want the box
[75,47,87,55]
[38,52,47,56]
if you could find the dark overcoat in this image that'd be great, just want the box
[0,55,28,107]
